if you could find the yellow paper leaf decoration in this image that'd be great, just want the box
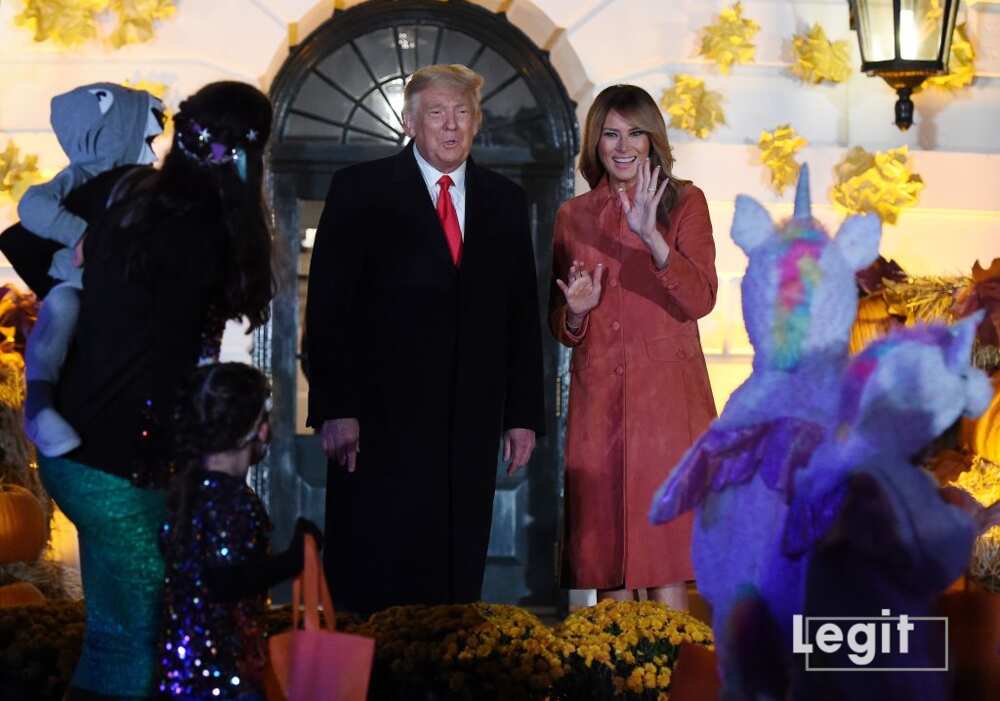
[831,146,924,225]
[699,2,760,75]
[109,0,176,48]
[791,24,852,84]
[758,125,807,194]
[14,0,108,48]
[926,0,944,24]
[124,79,174,146]
[12,0,176,48]
[0,141,46,205]
[659,75,726,140]
[922,23,976,91]
[123,78,168,102]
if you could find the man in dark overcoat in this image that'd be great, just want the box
[305,64,545,615]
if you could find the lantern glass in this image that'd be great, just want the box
[850,0,961,130]
[855,0,895,62]
[900,0,946,60]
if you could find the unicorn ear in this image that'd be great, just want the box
[948,311,994,417]
[947,311,983,366]
[793,163,812,220]
[731,195,775,254]
[833,213,881,272]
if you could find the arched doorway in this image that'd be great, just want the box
[262,0,578,608]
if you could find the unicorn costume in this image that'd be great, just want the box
[649,166,881,690]
[777,318,992,700]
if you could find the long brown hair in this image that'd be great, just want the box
[111,81,275,330]
[579,85,689,228]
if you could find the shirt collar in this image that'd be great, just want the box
[412,142,467,194]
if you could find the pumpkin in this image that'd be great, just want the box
[962,374,1000,465]
[849,294,897,355]
[0,483,48,564]
[0,581,45,607]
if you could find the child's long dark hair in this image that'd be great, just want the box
[166,363,271,544]
[113,81,275,329]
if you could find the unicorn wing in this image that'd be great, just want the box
[650,417,825,525]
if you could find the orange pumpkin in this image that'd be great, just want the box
[0,581,45,607]
[0,483,47,563]
[962,374,1000,464]
[849,294,896,355]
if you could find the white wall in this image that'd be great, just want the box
[3,0,998,399]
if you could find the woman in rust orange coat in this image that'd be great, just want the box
[551,85,717,608]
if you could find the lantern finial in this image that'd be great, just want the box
[895,87,914,131]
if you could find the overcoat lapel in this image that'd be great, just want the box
[392,142,457,273]
[459,158,488,274]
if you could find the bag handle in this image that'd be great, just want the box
[291,534,337,633]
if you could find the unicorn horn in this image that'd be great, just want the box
[793,163,811,220]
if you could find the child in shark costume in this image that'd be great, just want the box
[17,83,163,457]
[649,165,881,692]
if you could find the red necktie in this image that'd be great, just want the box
[436,175,463,266]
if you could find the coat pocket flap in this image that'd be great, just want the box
[645,335,700,362]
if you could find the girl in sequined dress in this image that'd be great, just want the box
[158,363,322,701]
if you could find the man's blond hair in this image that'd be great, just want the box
[402,64,484,117]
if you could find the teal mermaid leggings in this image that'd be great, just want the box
[38,456,167,700]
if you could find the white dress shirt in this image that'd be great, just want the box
[412,143,467,239]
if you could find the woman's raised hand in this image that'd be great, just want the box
[556,259,605,317]
[617,158,669,242]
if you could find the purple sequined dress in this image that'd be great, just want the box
[159,469,270,699]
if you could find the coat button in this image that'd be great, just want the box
[611,321,621,331]
[615,365,624,375]
[609,278,618,288]
[675,349,686,359]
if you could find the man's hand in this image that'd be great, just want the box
[321,418,360,473]
[503,427,536,476]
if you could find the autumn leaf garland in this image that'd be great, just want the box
[791,24,852,84]
[13,0,176,49]
[659,75,726,139]
[758,125,807,194]
[0,142,45,205]
[698,2,760,75]
[831,146,925,224]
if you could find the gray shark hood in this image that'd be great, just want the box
[50,82,164,175]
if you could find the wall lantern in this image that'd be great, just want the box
[848,0,961,130]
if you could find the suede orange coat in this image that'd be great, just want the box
[550,178,718,589]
